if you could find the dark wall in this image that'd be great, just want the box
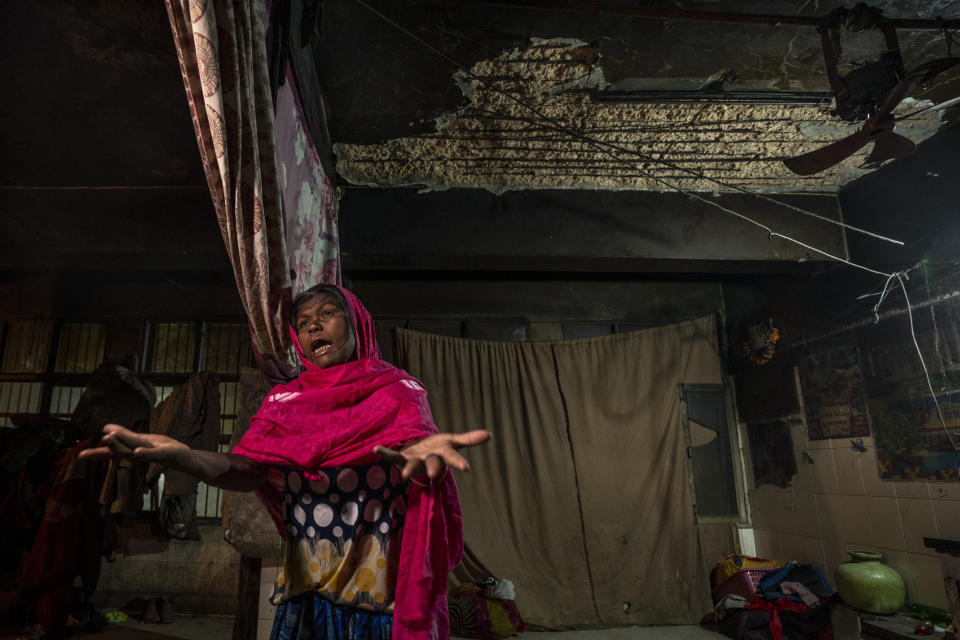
[727,121,960,422]
[347,275,724,365]
[0,272,56,319]
[340,187,846,273]
[350,276,722,321]
[0,270,245,363]
[0,1,243,365]
[0,188,227,271]
[336,185,853,377]
[840,121,960,272]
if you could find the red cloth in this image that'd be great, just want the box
[233,286,463,640]
[747,596,832,640]
[19,440,108,638]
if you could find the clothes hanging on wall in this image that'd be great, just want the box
[148,371,221,540]
[71,364,155,525]
[71,364,156,439]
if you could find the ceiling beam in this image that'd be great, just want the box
[432,0,960,29]
[339,187,849,275]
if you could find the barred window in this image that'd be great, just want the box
[0,321,107,427]
[0,382,44,426]
[143,321,251,518]
[55,323,107,374]
[1,321,53,374]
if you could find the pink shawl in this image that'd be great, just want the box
[233,286,462,640]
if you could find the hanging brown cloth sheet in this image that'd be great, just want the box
[395,315,723,628]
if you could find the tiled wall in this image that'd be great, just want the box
[744,417,959,610]
[95,525,241,615]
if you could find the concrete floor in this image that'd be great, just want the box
[0,615,234,640]
[1,616,722,640]
[0,616,722,640]
[528,627,720,640]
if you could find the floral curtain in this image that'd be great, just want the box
[274,64,340,297]
[166,0,293,363]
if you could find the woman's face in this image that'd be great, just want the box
[294,294,357,369]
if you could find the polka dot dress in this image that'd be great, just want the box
[271,459,407,613]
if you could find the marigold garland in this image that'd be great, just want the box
[743,326,780,365]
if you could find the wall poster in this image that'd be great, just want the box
[798,342,870,440]
[874,393,960,481]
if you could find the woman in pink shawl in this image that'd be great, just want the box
[81,285,490,640]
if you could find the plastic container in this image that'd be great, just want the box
[712,568,775,604]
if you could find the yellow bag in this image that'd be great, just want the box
[713,553,780,588]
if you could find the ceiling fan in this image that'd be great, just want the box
[782,4,959,176]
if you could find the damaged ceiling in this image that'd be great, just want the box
[3,0,959,200]
[306,0,960,193]
[334,38,943,193]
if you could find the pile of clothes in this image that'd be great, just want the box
[708,554,835,640]
[0,363,154,639]
[0,363,222,639]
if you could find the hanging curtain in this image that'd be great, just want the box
[398,335,595,626]
[395,316,724,628]
[166,0,293,363]
[273,63,340,297]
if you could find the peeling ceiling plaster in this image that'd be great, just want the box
[334,39,945,194]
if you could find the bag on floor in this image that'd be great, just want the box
[449,582,526,639]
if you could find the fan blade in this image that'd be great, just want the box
[861,131,915,168]
[784,58,958,176]
[782,129,872,175]
[783,116,898,176]
[875,57,960,121]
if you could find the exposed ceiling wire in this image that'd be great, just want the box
[349,0,905,248]
[892,275,960,467]
[923,274,952,394]
[456,103,898,240]
[942,23,960,56]
[450,107,904,241]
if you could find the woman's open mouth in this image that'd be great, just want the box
[311,338,332,356]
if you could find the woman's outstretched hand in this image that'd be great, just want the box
[80,424,262,491]
[79,423,189,465]
[373,430,490,481]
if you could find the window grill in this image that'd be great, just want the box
[0,318,250,520]
[0,382,44,427]
[48,385,87,420]
[143,321,251,519]
[1,321,53,374]
[54,323,107,374]
[0,321,106,427]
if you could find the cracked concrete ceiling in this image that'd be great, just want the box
[334,38,945,193]
[309,0,960,193]
[4,0,959,198]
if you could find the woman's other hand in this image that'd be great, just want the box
[79,423,189,466]
[373,429,490,481]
